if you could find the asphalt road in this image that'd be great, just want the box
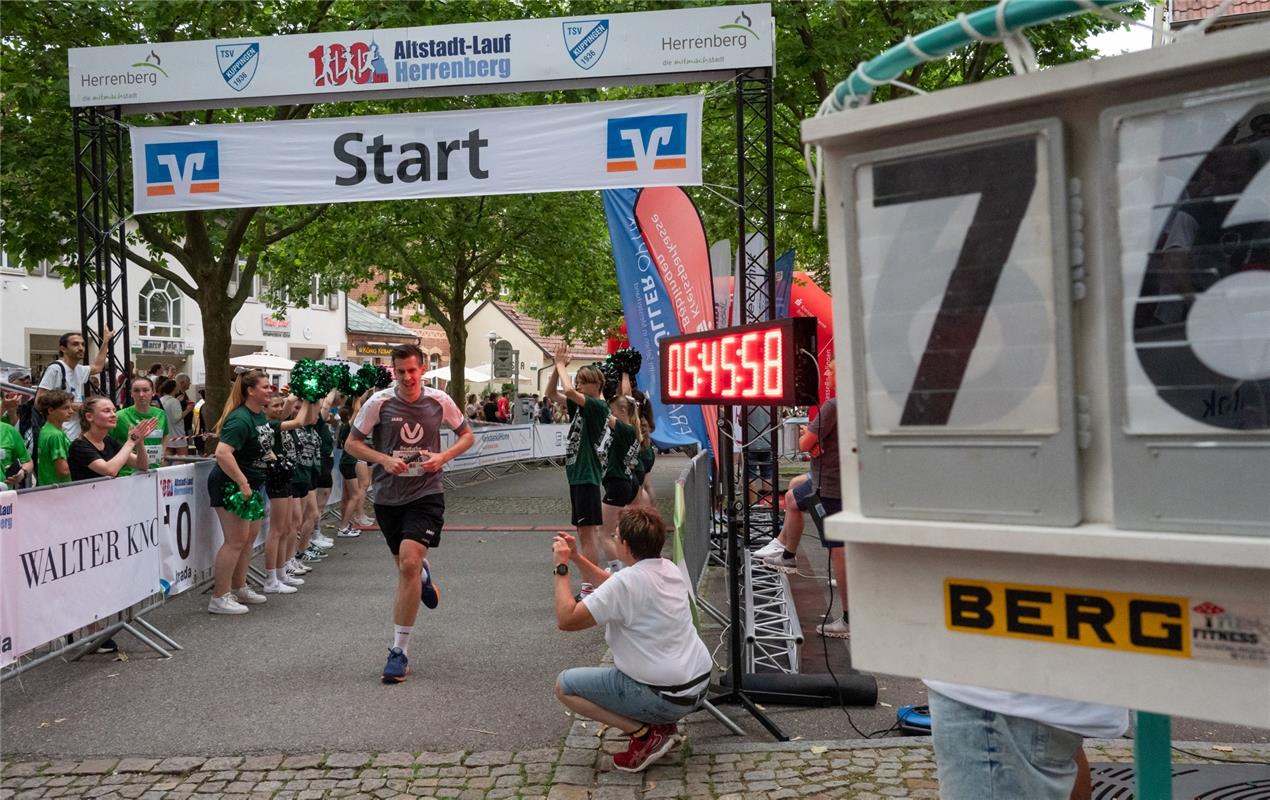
[3,455,1265,759]
[1,471,609,758]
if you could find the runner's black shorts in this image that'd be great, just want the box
[569,483,603,527]
[602,475,639,508]
[374,493,445,554]
[339,461,358,480]
[313,460,334,489]
[207,467,264,509]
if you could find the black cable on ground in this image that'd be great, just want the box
[818,549,902,740]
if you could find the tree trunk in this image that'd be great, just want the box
[201,292,235,425]
[447,333,467,408]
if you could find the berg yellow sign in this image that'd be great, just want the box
[945,579,1189,658]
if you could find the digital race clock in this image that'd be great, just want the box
[659,317,819,406]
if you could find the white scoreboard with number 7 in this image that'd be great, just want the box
[802,24,1270,727]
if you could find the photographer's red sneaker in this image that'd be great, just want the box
[612,724,676,772]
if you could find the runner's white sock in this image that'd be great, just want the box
[393,625,413,655]
[419,563,429,584]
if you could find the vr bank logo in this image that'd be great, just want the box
[606,113,687,173]
[144,141,220,197]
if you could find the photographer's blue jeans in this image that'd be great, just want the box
[930,689,1081,800]
[557,667,698,725]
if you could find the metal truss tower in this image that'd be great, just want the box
[74,106,131,402]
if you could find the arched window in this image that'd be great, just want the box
[138,276,182,338]
[430,353,441,371]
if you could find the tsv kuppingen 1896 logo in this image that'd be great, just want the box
[216,42,260,92]
[562,19,608,71]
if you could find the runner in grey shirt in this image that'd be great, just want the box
[344,344,474,684]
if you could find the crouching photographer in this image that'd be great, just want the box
[551,507,712,773]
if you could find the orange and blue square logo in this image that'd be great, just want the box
[606,114,687,173]
[144,140,220,197]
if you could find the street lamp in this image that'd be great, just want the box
[487,331,498,396]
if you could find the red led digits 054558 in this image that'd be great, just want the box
[659,318,819,406]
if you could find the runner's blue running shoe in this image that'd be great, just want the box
[420,559,440,610]
[382,647,409,684]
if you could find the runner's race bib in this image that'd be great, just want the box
[393,448,427,477]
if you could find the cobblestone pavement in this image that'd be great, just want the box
[5,727,1269,800]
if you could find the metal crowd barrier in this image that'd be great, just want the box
[1,423,575,682]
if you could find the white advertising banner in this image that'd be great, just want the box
[447,425,536,470]
[130,95,703,215]
[533,423,571,459]
[0,476,161,667]
[155,463,222,596]
[69,5,772,110]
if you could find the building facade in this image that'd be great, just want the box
[0,248,346,389]
[463,300,609,396]
[346,279,450,372]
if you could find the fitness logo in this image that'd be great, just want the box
[216,42,260,92]
[308,39,389,87]
[606,113,688,173]
[143,140,220,197]
[562,19,609,71]
[1190,601,1269,665]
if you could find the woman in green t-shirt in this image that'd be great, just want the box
[207,368,274,616]
[599,395,644,570]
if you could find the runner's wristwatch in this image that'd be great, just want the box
[554,563,569,576]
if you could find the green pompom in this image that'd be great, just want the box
[223,483,265,521]
[374,365,393,389]
[332,364,354,396]
[356,364,379,394]
[290,359,327,403]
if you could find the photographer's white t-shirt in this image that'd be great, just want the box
[583,558,712,698]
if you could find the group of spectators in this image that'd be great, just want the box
[202,369,366,614]
[464,390,565,425]
[1,330,209,492]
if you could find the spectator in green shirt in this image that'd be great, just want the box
[545,343,610,598]
[1,419,33,490]
[35,390,74,486]
[110,375,168,476]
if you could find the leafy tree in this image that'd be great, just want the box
[698,0,1145,287]
[2,0,1140,412]
[273,188,613,405]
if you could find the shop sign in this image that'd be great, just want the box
[262,314,290,337]
[137,338,186,354]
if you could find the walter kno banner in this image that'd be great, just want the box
[0,477,161,667]
[130,96,703,214]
